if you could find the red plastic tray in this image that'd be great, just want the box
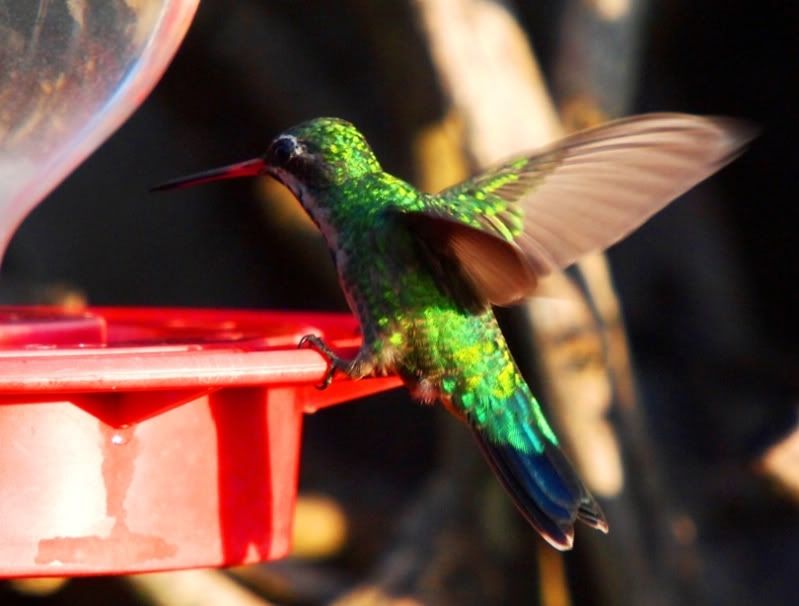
[0,306,401,577]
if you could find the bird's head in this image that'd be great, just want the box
[152,117,381,204]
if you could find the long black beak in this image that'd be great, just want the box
[150,158,266,192]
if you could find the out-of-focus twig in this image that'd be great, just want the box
[760,414,799,498]
[6,577,70,597]
[415,0,562,160]
[128,569,274,606]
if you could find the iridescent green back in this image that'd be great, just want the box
[290,119,559,454]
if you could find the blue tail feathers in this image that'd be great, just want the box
[471,391,608,550]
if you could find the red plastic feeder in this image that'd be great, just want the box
[0,306,401,577]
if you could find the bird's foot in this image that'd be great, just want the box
[298,334,352,389]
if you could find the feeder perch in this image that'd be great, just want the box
[0,306,402,577]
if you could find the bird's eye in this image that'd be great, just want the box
[268,135,299,167]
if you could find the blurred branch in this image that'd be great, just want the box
[128,569,274,606]
[415,0,562,160]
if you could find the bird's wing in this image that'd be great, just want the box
[391,113,754,307]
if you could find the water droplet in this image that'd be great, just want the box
[111,433,126,445]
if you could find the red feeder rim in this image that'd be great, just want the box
[0,306,402,577]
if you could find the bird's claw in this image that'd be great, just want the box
[298,334,345,390]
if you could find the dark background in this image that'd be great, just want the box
[2,1,798,604]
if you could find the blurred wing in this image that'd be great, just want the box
[398,212,536,311]
[397,113,755,306]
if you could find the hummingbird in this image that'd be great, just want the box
[154,114,752,549]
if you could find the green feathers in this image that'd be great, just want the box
[284,118,382,185]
